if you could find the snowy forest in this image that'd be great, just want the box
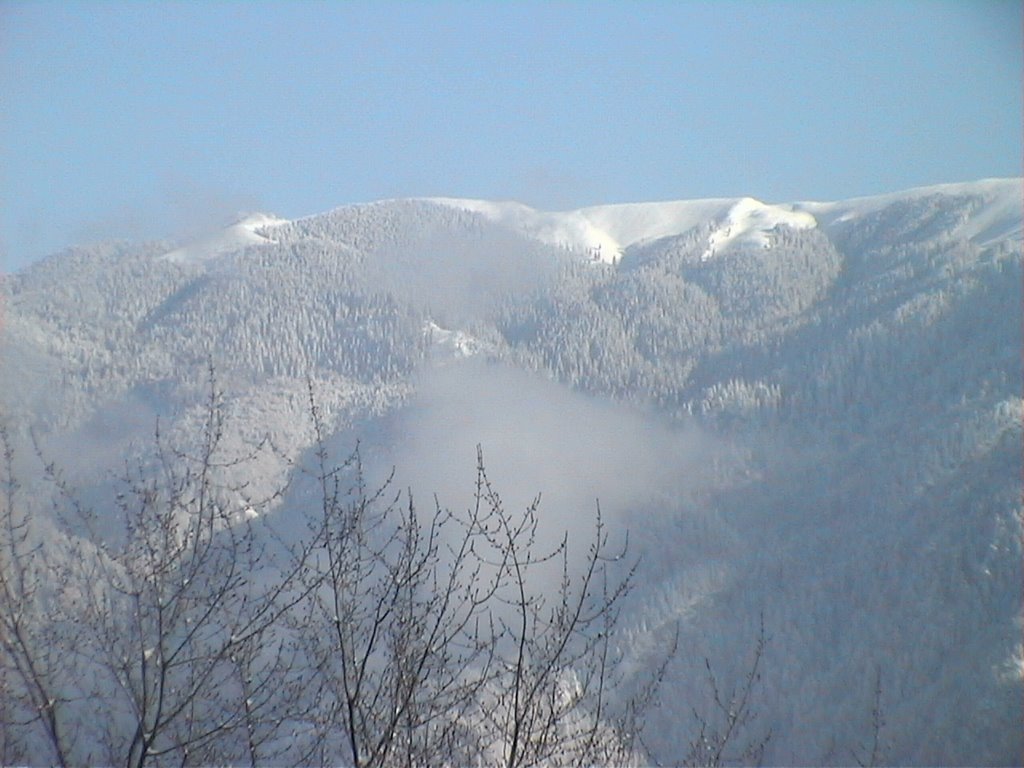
[0,179,1021,765]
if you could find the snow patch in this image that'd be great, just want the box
[574,198,735,252]
[160,213,289,264]
[424,321,490,359]
[700,198,818,260]
[426,197,626,264]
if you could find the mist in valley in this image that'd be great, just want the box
[1,180,1020,765]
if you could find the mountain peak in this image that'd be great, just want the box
[160,212,289,265]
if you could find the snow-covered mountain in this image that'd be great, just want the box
[160,212,289,265]
[1,178,1020,765]
[427,177,1019,262]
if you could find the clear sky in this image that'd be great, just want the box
[1,0,1021,271]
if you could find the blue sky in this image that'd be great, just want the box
[1,0,1020,271]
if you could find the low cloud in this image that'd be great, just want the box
[68,180,263,254]
[364,359,719,566]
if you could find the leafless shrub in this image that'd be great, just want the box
[1,372,675,766]
[686,614,772,767]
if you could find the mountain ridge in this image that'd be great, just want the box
[0,176,1020,765]
[141,176,1020,268]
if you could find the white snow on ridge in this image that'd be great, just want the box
[427,197,628,264]
[432,178,1020,262]
[795,177,1023,246]
[700,197,817,260]
[430,196,818,263]
[161,213,289,264]
[575,198,735,251]
[155,177,1020,269]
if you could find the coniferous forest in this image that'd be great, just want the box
[1,181,1020,765]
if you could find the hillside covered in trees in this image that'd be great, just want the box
[1,179,1021,765]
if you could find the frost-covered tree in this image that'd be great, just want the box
[0,377,674,766]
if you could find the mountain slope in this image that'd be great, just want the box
[0,178,1020,765]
